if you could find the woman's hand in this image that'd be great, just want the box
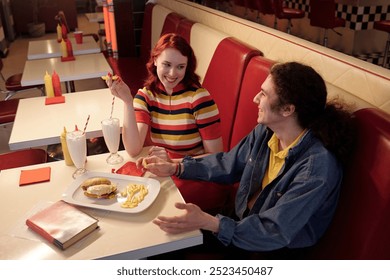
[153,202,220,234]
[147,146,172,162]
[135,155,176,177]
[105,75,133,105]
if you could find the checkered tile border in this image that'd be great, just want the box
[287,0,390,30]
[287,0,311,13]
[354,52,389,68]
[337,4,390,30]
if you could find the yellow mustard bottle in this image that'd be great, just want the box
[60,39,68,58]
[56,23,62,42]
[60,126,74,166]
[44,71,54,98]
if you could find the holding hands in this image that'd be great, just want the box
[136,154,176,177]
[147,146,171,162]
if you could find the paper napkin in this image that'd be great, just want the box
[115,161,145,177]
[19,167,51,186]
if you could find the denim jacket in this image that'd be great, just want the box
[181,124,342,251]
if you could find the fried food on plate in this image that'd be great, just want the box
[80,177,117,199]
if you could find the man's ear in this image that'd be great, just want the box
[281,104,295,117]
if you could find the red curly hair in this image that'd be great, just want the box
[143,33,201,94]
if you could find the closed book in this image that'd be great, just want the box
[26,200,99,250]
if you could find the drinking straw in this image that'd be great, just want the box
[110,96,115,119]
[83,115,90,134]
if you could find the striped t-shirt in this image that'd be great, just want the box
[133,84,222,156]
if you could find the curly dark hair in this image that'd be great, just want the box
[143,33,201,94]
[270,62,357,167]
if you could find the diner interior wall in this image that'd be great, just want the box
[206,0,390,66]
[0,14,106,155]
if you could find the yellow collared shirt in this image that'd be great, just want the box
[261,130,307,188]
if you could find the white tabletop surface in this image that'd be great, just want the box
[21,53,112,86]
[27,36,101,60]
[9,88,123,150]
[85,12,104,23]
[0,150,202,260]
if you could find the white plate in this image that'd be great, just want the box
[62,171,160,213]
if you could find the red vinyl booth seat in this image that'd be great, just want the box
[176,18,195,44]
[0,99,19,124]
[160,12,184,37]
[0,149,48,171]
[229,56,275,149]
[307,108,390,259]
[202,37,262,151]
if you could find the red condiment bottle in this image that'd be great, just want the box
[61,23,68,39]
[52,70,62,96]
[66,39,74,58]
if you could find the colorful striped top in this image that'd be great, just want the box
[133,84,222,156]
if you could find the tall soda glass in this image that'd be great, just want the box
[66,130,87,178]
[101,117,123,165]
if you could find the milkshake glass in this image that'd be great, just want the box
[66,130,87,178]
[101,117,123,165]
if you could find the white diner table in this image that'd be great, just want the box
[9,88,122,151]
[0,149,203,260]
[27,36,101,60]
[21,53,112,90]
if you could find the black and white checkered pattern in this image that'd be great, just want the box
[287,0,310,14]
[286,0,390,30]
[354,52,388,68]
[337,3,390,30]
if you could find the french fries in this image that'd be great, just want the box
[142,158,148,168]
[121,184,148,208]
[101,74,119,81]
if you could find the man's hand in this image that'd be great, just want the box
[153,202,220,234]
[136,155,177,177]
[147,146,171,162]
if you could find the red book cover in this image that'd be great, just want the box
[26,200,99,250]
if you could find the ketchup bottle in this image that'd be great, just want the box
[52,71,62,96]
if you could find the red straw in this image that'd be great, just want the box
[83,115,90,134]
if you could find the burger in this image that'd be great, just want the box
[80,177,117,199]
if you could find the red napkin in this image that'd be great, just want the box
[114,161,145,177]
[19,167,51,186]
[45,96,65,105]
